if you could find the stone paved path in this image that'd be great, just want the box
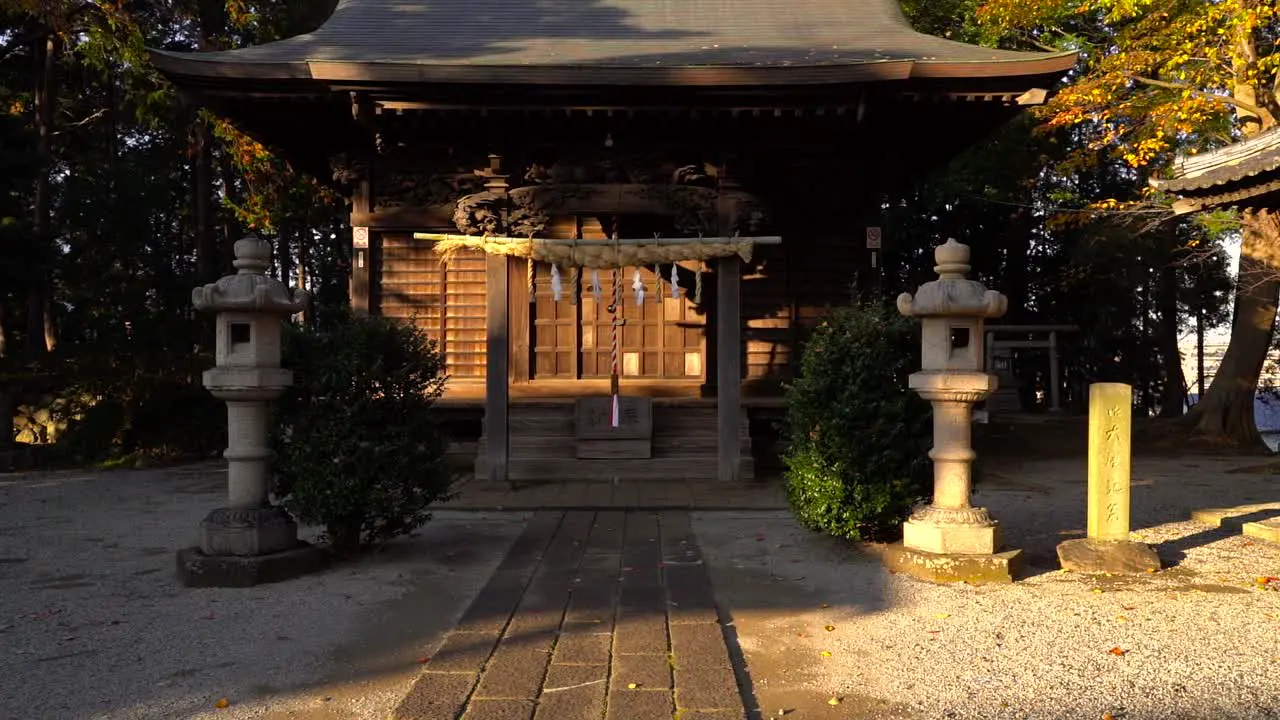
[393,510,745,720]
[444,479,787,511]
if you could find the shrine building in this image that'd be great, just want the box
[152,0,1075,483]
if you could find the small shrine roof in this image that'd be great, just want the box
[150,0,1076,87]
[1154,126,1280,213]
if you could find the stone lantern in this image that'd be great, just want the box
[886,239,1022,583]
[176,237,325,587]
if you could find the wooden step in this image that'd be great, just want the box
[477,404,758,482]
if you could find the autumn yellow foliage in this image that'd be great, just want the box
[978,0,1278,171]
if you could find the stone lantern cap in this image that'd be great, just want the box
[192,236,310,315]
[896,239,1007,320]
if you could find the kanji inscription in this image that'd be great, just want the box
[575,397,653,440]
[1087,383,1132,542]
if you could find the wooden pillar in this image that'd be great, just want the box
[485,253,510,482]
[349,176,372,315]
[717,256,741,482]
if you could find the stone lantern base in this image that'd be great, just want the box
[887,506,1023,584]
[884,544,1023,584]
[176,506,327,588]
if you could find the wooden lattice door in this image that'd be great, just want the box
[531,263,705,380]
[379,236,487,379]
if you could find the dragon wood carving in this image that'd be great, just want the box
[452,183,770,236]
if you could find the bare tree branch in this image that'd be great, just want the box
[52,108,108,135]
[0,31,39,62]
[1026,35,1061,53]
[1125,74,1279,128]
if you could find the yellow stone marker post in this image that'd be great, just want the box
[1087,382,1132,542]
[1056,382,1161,574]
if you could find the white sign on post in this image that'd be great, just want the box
[866,226,883,249]
[352,226,370,249]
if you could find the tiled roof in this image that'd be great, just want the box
[1159,126,1280,194]
[150,0,1077,85]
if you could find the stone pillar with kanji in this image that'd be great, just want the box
[1055,382,1161,574]
[176,237,326,587]
[884,239,1022,583]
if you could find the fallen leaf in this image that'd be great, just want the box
[1145,568,1157,574]
[1116,616,1129,623]
[1103,714,1116,720]
[1092,588,1104,594]
[823,625,835,632]
[627,683,640,689]
[820,650,832,657]
[1108,647,1127,657]
[935,613,951,620]
[215,698,229,709]
[827,697,841,706]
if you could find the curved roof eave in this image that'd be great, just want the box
[149,50,1078,88]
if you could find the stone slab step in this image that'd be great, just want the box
[502,458,755,483]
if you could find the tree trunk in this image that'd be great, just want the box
[1003,205,1030,322]
[276,226,293,284]
[194,119,216,283]
[1182,209,1280,448]
[1157,253,1185,417]
[219,151,240,271]
[27,32,57,358]
[298,213,311,324]
[1183,28,1277,448]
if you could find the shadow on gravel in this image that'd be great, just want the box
[1154,508,1280,568]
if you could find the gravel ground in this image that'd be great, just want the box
[3,453,1278,720]
[696,455,1280,720]
[0,465,527,720]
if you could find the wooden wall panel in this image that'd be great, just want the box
[377,233,487,380]
[741,243,793,383]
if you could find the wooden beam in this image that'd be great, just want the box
[987,324,1080,333]
[485,252,510,482]
[414,232,782,246]
[350,177,372,314]
[509,255,530,383]
[351,206,455,229]
[717,255,742,483]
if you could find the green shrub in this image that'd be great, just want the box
[783,303,933,541]
[52,380,224,467]
[272,310,453,554]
